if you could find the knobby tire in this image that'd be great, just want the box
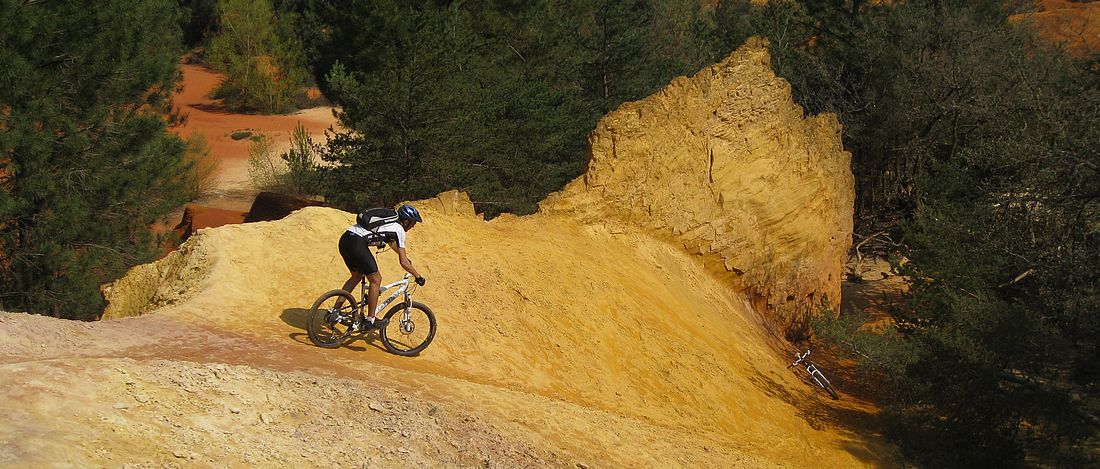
[379,301,436,356]
[307,289,358,348]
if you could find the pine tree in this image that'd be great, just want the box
[0,0,195,319]
[304,0,707,216]
[206,0,309,113]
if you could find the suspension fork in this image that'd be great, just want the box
[403,288,412,318]
[807,363,830,387]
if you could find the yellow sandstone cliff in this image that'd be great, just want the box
[542,37,854,339]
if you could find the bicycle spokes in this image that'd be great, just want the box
[307,291,360,348]
[379,302,436,356]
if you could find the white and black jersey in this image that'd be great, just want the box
[339,207,409,275]
[346,207,408,249]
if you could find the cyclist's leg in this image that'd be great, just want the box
[350,243,381,321]
[335,272,364,309]
[336,231,370,309]
[366,271,382,320]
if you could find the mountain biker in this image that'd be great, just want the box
[335,204,426,330]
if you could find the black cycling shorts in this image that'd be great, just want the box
[338,231,378,275]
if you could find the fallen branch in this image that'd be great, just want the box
[998,268,1035,288]
[852,230,890,277]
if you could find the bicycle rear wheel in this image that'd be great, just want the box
[307,290,358,348]
[379,301,436,356]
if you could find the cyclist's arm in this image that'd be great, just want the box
[394,247,422,279]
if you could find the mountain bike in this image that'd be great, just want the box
[787,348,839,400]
[307,273,437,356]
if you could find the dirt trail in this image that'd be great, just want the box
[0,313,563,468]
[171,63,340,211]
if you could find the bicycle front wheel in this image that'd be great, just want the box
[379,301,436,356]
[307,290,358,348]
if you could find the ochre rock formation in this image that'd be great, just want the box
[94,198,886,467]
[542,37,854,339]
[85,40,875,466]
[100,238,213,320]
[1011,1,1100,57]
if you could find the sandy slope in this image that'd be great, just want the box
[0,194,897,467]
[0,313,566,468]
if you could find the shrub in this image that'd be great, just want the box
[247,133,279,190]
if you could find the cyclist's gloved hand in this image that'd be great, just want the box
[415,276,426,286]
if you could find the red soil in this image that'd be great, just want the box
[153,64,341,251]
[170,64,341,201]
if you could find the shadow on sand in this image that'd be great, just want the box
[280,307,385,352]
[281,308,310,330]
[749,366,899,466]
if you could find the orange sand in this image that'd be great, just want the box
[171,64,341,202]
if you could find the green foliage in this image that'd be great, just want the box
[0,0,194,319]
[280,124,316,196]
[303,0,711,216]
[184,133,218,196]
[742,0,1100,465]
[205,0,309,113]
[810,305,912,380]
[586,0,656,103]
[244,125,316,195]
[307,1,585,213]
[179,0,219,47]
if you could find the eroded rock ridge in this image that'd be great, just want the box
[542,38,854,339]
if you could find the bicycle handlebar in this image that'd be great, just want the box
[788,349,812,368]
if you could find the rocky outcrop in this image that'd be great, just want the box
[100,236,213,320]
[173,204,247,241]
[243,191,327,223]
[542,38,854,339]
[1011,1,1100,57]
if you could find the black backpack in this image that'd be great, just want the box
[356,207,399,231]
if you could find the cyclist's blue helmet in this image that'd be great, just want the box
[397,204,422,223]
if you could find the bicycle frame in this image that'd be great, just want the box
[355,273,414,317]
